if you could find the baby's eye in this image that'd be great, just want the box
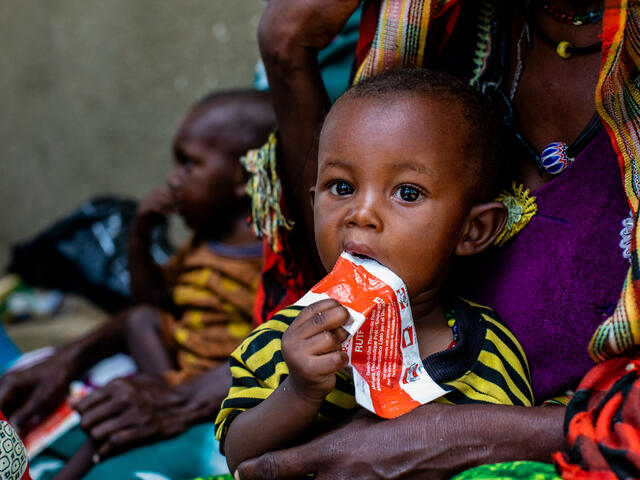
[330,181,354,196]
[394,185,422,202]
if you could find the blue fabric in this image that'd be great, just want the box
[0,323,20,373]
[83,423,228,480]
[29,423,229,480]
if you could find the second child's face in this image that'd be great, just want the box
[314,94,476,299]
[168,110,239,232]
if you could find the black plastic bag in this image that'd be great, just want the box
[7,196,174,312]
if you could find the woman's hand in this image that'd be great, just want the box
[281,299,350,404]
[235,403,567,480]
[74,373,215,459]
[258,0,361,61]
[0,351,76,434]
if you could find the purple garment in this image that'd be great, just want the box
[459,127,630,404]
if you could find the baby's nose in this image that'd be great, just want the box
[345,197,382,230]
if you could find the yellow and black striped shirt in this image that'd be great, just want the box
[215,297,534,447]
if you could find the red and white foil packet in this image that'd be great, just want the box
[295,252,447,419]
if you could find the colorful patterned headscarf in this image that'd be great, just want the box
[354,0,458,82]
[588,1,640,362]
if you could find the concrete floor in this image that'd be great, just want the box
[5,295,108,352]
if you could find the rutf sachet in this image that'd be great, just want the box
[296,252,447,418]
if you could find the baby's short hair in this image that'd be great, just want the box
[341,68,507,202]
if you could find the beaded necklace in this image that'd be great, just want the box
[533,0,604,26]
[507,3,601,174]
[528,17,602,59]
[445,308,459,350]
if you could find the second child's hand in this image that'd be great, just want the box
[134,185,177,234]
[128,185,176,305]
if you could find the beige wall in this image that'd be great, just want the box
[0,0,265,269]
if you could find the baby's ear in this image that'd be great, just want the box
[455,202,507,256]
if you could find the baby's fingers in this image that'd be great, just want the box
[294,300,350,338]
[305,327,349,355]
[331,326,349,344]
[313,351,349,376]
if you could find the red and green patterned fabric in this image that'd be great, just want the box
[452,461,561,480]
[553,353,640,478]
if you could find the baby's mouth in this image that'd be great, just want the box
[344,244,382,265]
[351,252,375,261]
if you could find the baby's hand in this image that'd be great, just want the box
[282,299,350,404]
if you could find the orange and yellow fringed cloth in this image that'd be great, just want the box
[240,133,308,325]
[589,1,640,363]
[241,132,294,255]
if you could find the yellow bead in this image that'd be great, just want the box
[557,41,573,59]
[448,319,455,328]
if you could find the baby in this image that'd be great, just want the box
[215,69,533,472]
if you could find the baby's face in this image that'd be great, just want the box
[314,94,477,299]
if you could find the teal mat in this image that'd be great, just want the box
[30,423,229,480]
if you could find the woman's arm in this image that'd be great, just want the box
[235,403,566,480]
[258,0,360,268]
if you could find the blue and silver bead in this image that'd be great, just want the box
[540,141,574,175]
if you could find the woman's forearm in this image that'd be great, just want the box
[60,308,132,376]
[258,27,329,248]
[390,404,566,478]
[423,405,566,473]
[234,403,567,480]
[128,221,171,307]
[257,0,359,262]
